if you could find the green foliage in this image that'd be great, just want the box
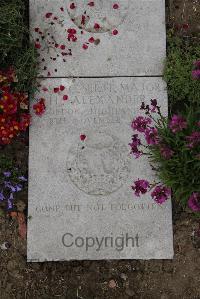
[0,0,38,94]
[150,107,200,208]
[0,154,20,184]
[164,32,200,109]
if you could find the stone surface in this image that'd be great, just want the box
[30,0,166,77]
[27,77,173,261]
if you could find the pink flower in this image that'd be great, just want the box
[186,131,200,148]
[150,99,159,113]
[131,116,151,133]
[160,145,174,159]
[193,60,200,68]
[140,102,150,114]
[132,179,150,197]
[151,185,171,204]
[197,121,200,127]
[129,134,142,158]
[145,127,159,145]
[188,192,200,212]
[169,115,187,133]
[192,69,200,80]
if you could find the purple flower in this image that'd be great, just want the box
[186,131,200,148]
[18,176,27,182]
[4,181,16,192]
[188,192,200,212]
[150,99,159,113]
[151,185,171,204]
[192,69,200,80]
[140,102,150,114]
[145,127,159,145]
[3,171,11,177]
[0,191,5,201]
[160,145,174,159]
[131,116,151,133]
[15,184,22,192]
[132,179,150,197]
[7,193,14,210]
[129,134,142,158]
[169,115,187,133]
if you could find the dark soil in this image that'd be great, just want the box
[0,1,200,298]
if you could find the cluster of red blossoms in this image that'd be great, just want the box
[0,68,31,145]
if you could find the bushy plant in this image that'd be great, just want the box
[0,0,38,93]
[164,31,200,109]
[0,68,31,145]
[130,100,200,213]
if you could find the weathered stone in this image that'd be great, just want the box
[30,0,166,77]
[27,77,173,261]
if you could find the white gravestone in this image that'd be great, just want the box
[30,0,166,77]
[27,77,174,261]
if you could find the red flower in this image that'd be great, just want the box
[112,29,118,35]
[182,23,189,30]
[60,85,65,91]
[60,45,66,50]
[35,42,41,49]
[82,44,88,50]
[1,98,17,115]
[0,115,6,124]
[88,1,94,6]
[33,98,46,116]
[80,134,86,141]
[81,15,86,25]
[60,7,64,12]
[54,87,59,93]
[70,3,76,9]
[67,28,77,34]
[45,13,53,18]
[63,95,69,101]
[67,28,77,42]
[88,37,95,43]
[94,23,100,30]
[19,114,31,130]
[113,3,119,9]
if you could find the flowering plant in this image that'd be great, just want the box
[0,67,31,145]
[0,154,27,209]
[130,100,200,212]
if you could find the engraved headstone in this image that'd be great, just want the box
[27,77,174,261]
[30,0,166,77]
